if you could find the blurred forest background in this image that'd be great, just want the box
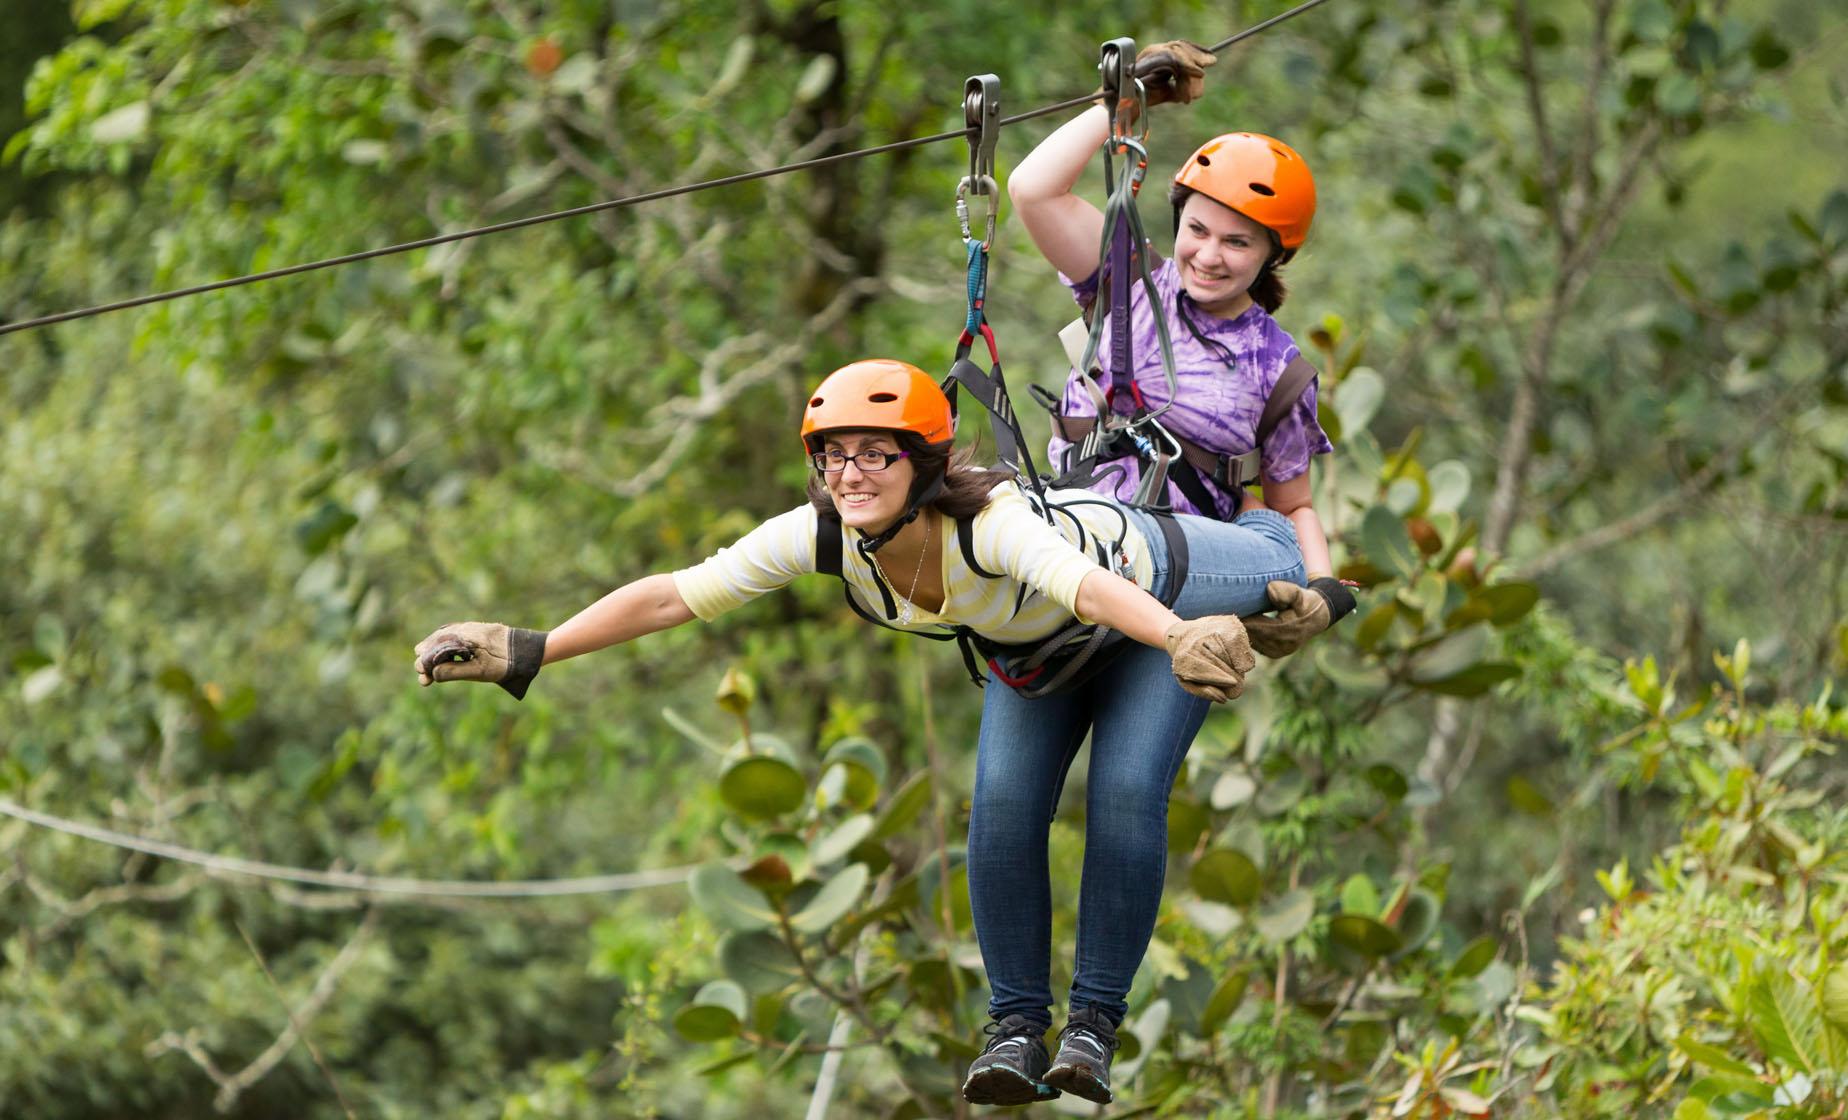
[2,0,1845,1117]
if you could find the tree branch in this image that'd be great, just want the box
[147,911,376,1114]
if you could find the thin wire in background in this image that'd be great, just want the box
[0,797,700,899]
[0,0,1331,338]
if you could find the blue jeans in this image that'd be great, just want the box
[966,506,1304,1028]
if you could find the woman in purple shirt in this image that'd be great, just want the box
[951,44,1357,1108]
[1010,49,1337,577]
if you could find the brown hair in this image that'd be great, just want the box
[1167,183,1290,314]
[805,429,1010,521]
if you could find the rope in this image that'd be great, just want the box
[0,0,1333,339]
[0,797,699,899]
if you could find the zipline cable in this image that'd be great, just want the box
[0,0,1332,339]
[0,797,700,899]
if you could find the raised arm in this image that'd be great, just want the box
[1007,106,1109,281]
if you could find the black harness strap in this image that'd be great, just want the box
[1046,354,1321,510]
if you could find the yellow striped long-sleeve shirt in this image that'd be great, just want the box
[671,482,1155,644]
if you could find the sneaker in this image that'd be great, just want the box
[961,1014,1060,1106]
[1043,1005,1120,1104]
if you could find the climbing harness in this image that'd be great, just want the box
[811,70,1193,700]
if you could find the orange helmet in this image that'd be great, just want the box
[800,359,954,452]
[1172,132,1316,251]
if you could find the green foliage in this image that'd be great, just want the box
[1,0,1842,1117]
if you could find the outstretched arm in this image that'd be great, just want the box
[414,573,697,696]
[543,573,696,663]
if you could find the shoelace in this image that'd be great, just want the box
[1059,1023,1120,1061]
[981,1020,1041,1057]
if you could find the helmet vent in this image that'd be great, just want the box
[1249,182,1276,196]
[1196,154,1211,167]
[867,392,899,403]
[809,396,825,407]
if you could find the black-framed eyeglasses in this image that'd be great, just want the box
[811,448,910,473]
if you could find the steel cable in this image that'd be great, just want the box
[0,0,1332,338]
[0,797,700,899]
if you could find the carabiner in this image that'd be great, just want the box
[956,74,1001,248]
[956,174,999,248]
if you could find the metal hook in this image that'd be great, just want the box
[956,73,1001,247]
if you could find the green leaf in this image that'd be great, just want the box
[1450,936,1498,979]
[1191,849,1262,906]
[1168,795,1211,852]
[810,814,875,867]
[1364,764,1408,802]
[1673,1034,1757,1078]
[1339,874,1379,916]
[1200,969,1249,1038]
[1255,769,1307,817]
[1411,662,1521,697]
[822,736,886,808]
[1749,970,1822,1074]
[1821,965,1848,1032]
[1361,505,1419,579]
[1506,775,1554,816]
[718,756,807,819]
[673,980,747,1041]
[1407,624,1492,682]
[672,1003,740,1042]
[1254,889,1314,942]
[1656,72,1701,117]
[1329,914,1401,960]
[788,863,868,934]
[1335,368,1385,435]
[688,864,779,932]
[1426,460,1470,515]
[873,771,932,840]
[717,930,802,994]
[1480,582,1541,626]
[1389,889,1440,957]
[1355,601,1397,650]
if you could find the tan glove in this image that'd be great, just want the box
[1242,578,1359,658]
[413,621,548,700]
[1133,40,1217,107]
[1164,615,1257,703]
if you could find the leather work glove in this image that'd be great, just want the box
[1164,615,1257,703]
[413,622,548,700]
[1242,578,1359,658]
[1133,40,1217,107]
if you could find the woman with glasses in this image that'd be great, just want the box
[413,358,1303,1106]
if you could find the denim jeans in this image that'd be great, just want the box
[966,506,1305,1028]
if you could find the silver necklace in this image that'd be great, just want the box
[879,512,932,625]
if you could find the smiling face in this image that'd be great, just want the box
[818,430,917,535]
[1173,192,1278,318]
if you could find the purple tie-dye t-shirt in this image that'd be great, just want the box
[1048,256,1333,520]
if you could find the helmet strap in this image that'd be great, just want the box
[857,471,945,555]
